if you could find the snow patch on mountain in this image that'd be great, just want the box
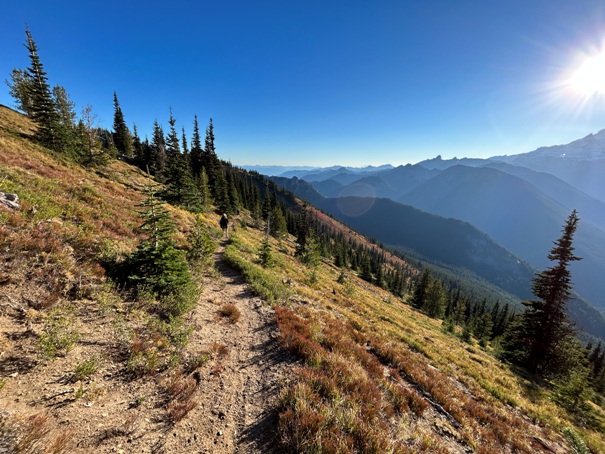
[492,129,605,163]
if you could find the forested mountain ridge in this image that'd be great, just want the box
[274,174,605,340]
[270,132,605,322]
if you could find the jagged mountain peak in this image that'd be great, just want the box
[493,128,605,163]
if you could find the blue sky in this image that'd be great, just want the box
[2,1,605,166]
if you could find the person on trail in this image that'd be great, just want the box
[219,213,229,238]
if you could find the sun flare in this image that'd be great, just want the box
[569,53,605,95]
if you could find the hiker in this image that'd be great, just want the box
[219,213,229,238]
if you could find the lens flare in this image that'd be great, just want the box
[569,53,605,95]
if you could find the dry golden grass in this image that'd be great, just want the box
[217,303,241,324]
[225,213,605,453]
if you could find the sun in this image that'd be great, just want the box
[569,52,605,95]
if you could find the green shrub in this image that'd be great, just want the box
[70,357,100,383]
[563,427,590,454]
[38,305,79,361]
[109,187,199,319]
[257,237,274,268]
[224,240,290,304]
[187,215,216,265]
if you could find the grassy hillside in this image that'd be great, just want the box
[1,105,604,452]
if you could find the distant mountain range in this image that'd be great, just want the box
[490,129,605,203]
[269,129,605,338]
[243,164,394,177]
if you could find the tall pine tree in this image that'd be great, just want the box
[112,92,133,158]
[504,210,581,378]
[24,26,61,151]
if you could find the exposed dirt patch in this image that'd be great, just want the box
[0,242,295,453]
[158,242,295,454]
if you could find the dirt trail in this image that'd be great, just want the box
[160,241,293,454]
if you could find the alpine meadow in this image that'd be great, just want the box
[2,21,605,454]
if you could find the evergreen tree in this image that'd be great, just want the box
[474,312,494,343]
[187,215,215,265]
[131,124,145,168]
[52,85,76,128]
[6,68,34,115]
[51,85,77,155]
[503,210,581,377]
[588,342,604,381]
[360,254,373,283]
[411,269,430,309]
[190,115,204,178]
[423,279,446,318]
[126,185,197,318]
[150,121,166,176]
[299,230,321,268]
[261,181,272,220]
[197,168,211,212]
[270,205,288,238]
[181,127,189,155]
[203,118,220,187]
[492,303,511,339]
[163,110,187,204]
[554,343,592,412]
[214,168,230,213]
[258,236,275,268]
[227,171,241,213]
[112,92,133,158]
[24,26,61,150]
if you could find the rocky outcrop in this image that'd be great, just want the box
[0,192,19,210]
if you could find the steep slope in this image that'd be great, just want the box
[316,196,535,300]
[2,105,605,453]
[483,161,605,227]
[0,106,291,453]
[224,208,605,453]
[399,165,605,312]
[490,129,605,203]
[399,165,568,264]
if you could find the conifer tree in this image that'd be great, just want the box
[213,168,230,214]
[589,342,604,381]
[112,92,133,158]
[360,254,373,282]
[24,26,61,150]
[423,279,446,318]
[150,121,167,176]
[181,127,189,156]
[258,236,274,268]
[6,68,34,115]
[127,184,197,318]
[227,171,241,213]
[411,269,430,309]
[190,115,204,178]
[504,210,581,377]
[197,168,211,212]
[51,85,77,155]
[163,110,187,204]
[261,181,272,220]
[270,205,288,238]
[187,215,215,265]
[131,124,145,168]
[202,118,228,206]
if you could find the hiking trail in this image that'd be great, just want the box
[159,241,293,453]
